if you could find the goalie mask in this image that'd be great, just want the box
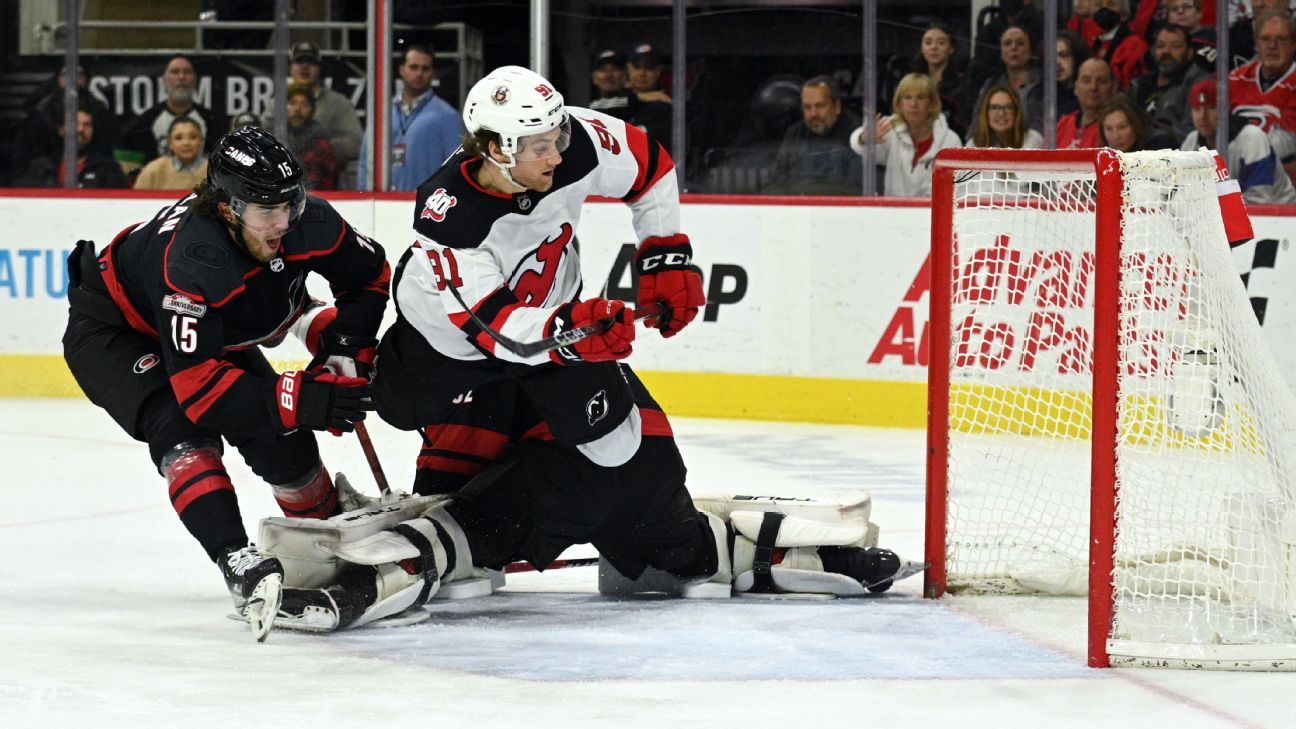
[462,65,571,184]
[208,126,307,237]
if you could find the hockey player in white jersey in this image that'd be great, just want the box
[260,67,912,633]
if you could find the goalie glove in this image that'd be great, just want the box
[635,233,705,338]
[546,298,635,364]
[271,370,373,435]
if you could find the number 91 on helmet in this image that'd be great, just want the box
[463,65,572,168]
[207,126,308,237]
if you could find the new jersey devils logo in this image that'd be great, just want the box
[420,188,458,222]
[511,222,573,305]
[586,390,609,426]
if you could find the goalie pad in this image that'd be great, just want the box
[259,494,447,588]
[598,492,886,598]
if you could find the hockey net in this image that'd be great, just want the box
[925,148,1296,669]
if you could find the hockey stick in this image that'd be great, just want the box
[446,282,664,358]
[353,421,390,496]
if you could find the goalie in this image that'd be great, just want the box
[257,478,914,634]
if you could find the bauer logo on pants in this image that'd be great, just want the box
[586,390,609,426]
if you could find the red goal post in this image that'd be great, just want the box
[924,148,1296,670]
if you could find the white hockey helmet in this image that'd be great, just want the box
[462,65,570,164]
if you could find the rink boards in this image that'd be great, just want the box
[1,190,1294,426]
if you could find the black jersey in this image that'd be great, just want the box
[98,193,390,438]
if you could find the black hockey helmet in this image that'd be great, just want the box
[207,125,306,225]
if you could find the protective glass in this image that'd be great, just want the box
[232,192,306,237]
[514,116,572,162]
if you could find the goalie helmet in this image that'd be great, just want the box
[208,125,306,225]
[462,65,570,162]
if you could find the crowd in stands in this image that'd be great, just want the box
[6,1,1296,204]
[752,0,1296,203]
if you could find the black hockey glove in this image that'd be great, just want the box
[272,370,373,435]
[307,330,379,381]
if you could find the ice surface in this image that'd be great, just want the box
[0,399,1289,728]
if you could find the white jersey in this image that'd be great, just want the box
[395,106,680,366]
[1182,123,1296,205]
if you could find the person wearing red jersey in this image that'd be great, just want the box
[1229,12,1296,166]
[1057,58,1117,148]
[62,126,389,640]
[260,67,909,634]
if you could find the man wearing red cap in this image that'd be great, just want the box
[1184,78,1296,205]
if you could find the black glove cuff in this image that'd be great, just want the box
[635,242,694,274]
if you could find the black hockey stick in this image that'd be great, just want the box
[446,283,664,358]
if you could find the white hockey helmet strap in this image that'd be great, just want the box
[463,65,568,172]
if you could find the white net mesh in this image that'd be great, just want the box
[940,150,1296,667]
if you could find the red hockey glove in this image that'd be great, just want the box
[635,233,705,338]
[546,298,635,364]
[272,370,373,435]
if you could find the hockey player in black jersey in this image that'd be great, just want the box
[62,126,390,640]
[255,68,910,635]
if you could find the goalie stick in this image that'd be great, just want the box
[445,282,665,358]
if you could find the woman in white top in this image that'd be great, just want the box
[850,72,962,197]
[965,85,1044,149]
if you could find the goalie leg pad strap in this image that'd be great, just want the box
[259,495,448,588]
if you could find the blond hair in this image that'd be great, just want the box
[891,72,942,126]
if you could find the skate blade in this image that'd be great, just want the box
[245,573,284,643]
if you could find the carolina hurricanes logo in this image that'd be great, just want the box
[420,188,458,222]
[133,354,161,374]
[511,222,573,305]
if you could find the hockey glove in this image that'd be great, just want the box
[547,298,635,364]
[635,233,705,338]
[272,370,373,435]
[307,330,379,381]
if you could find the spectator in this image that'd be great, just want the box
[912,24,968,137]
[123,55,226,167]
[284,82,339,191]
[1056,28,1094,120]
[263,42,362,188]
[1125,24,1207,142]
[19,105,126,189]
[1230,12,1296,173]
[850,72,961,197]
[134,117,208,190]
[1067,0,1102,46]
[1057,58,1117,148]
[766,76,862,195]
[358,44,461,191]
[1182,78,1296,204]
[966,86,1044,148]
[1091,0,1148,89]
[15,63,120,170]
[1098,95,1174,152]
[1165,0,1217,70]
[625,43,673,150]
[967,25,1045,140]
[589,49,634,120]
[1229,0,1291,67]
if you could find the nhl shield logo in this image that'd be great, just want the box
[420,187,458,222]
[517,194,532,211]
[269,257,285,272]
[491,85,510,105]
[586,390,609,426]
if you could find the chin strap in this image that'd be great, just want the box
[485,152,523,190]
